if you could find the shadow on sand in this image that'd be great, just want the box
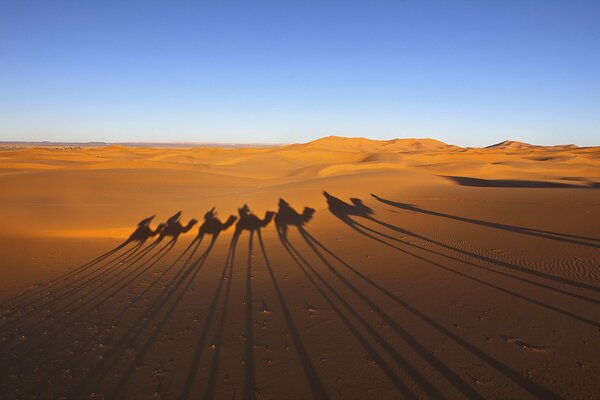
[324,192,600,298]
[276,197,563,399]
[372,193,600,248]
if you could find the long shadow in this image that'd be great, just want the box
[204,233,238,400]
[323,194,599,327]
[1,213,169,320]
[2,215,164,310]
[2,238,177,360]
[205,204,274,400]
[25,236,202,399]
[299,228,564,399]
[348,209,599,308]
[105,237,217,399]
[275,199,461,398]
[277,228,423,399]
[66,237,211,399]
[104,210,236,399]
[1,241,140,324]
[0,228,167,334]
[244,231,256,400]
[372,193,600,248]
[180,235,238,398]
[325,192,600,296]
[11,226,178,330]
[257,232,330,399]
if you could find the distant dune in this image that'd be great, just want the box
[0,136,598,399]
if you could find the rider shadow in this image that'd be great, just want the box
[180,209,243,399]
[0,215,167,333]
[274,199,450,398]
[3,215,163,310]
[123,211,198,264]
[204,204,275,400]
[69,210,231,399]
[277,198,561,400]
[371,193,600,248]
[212,204,275,399]
[323,192,600,295]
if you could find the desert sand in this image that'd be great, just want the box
[0,136,599,399]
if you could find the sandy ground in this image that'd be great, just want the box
[0,136,599,399]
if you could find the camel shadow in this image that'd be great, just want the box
[323,192,600,296]
[209,203,274,400]
[276,198,561,399]
[67,210,225,399]
[275,199,474,398]
[0,215,168,333]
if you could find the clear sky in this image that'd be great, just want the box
[1,1,599,146]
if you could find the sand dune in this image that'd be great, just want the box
[0,137,599,399]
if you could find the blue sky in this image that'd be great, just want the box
[1,0,599,146]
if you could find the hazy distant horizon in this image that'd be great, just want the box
[1,135,595,149]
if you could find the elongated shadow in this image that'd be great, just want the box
[244,231,256,400]
[3,238,177,361]
[324,194,599,327]
[66,232,213,398]
[277,228,423,399]
[325,192,600,296]
[180,235,238,399]
[350,209,599,308]
[205,204,274,400]
[0,239,153,334]
[204,234,238,400]
[274,198,454,398]
[299,227,563,399]
[106,237,217,399]
[372,194,600,247]
[3,215,164,310]
[257,228,330,399]
[27,236,203,399]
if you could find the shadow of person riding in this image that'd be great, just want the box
[234,204,275,242]
[274,198,315,239]
[176,208,239,264]
[323,191,600,295]
[154,211,198,248]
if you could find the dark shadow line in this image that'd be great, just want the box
[9,240,177,399]
[65,237,211,398]
[2,242,140,321]
[244,231,256,400]
[4,239,136,306]
[257,230,330,400]
[0,243,148,333]
[344,219,600,327]
[278,231,421,399]
[296,229,484,400]
[367,213,600,293]
[354,217,600,307]
[204,234,238,400]
[3,239,178,360]
[27,237,203,398]
[179,235,237,400]
[106,238,216,400]
[301,229,564,400]
[372,194,600,245]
